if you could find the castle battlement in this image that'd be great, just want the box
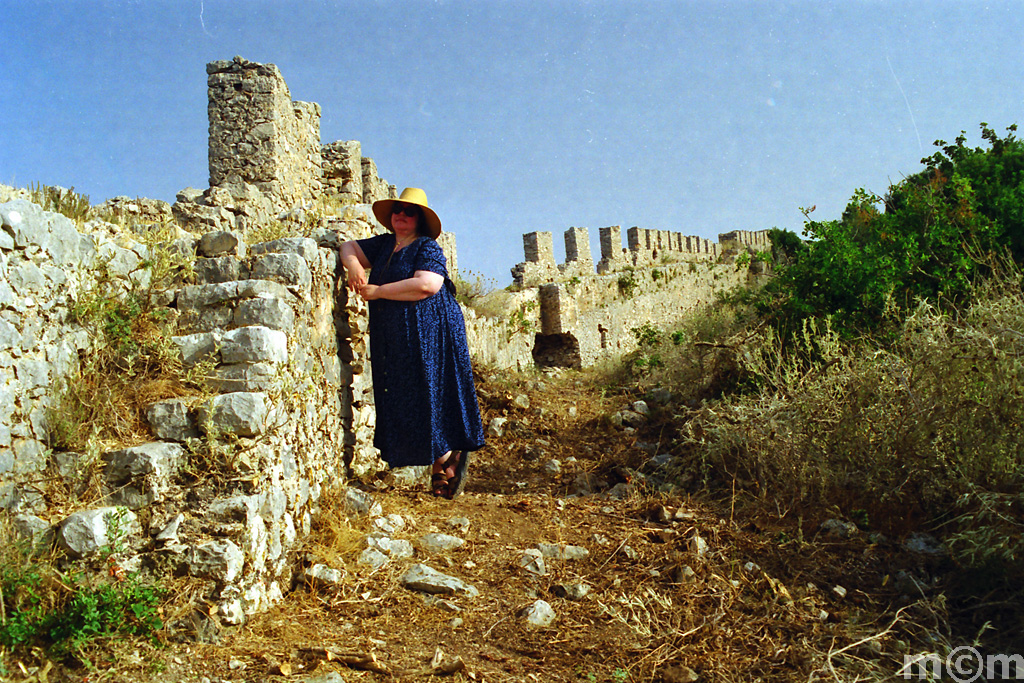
[512,225,771,287]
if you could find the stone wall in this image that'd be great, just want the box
[0,199,113,512]
[174,57,397,234]
[0,194,384,622]
[502,225,773,368]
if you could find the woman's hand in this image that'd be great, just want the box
[347,268,368,292]
[358,284,380,300]
[340,241,371,292]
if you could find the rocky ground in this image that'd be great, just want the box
[11,368,963,683]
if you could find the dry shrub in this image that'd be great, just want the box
[303,488,368,571]
[676,260,1024,580]
[622,301,750,404]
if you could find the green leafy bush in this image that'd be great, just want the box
[758,124,1023,341]
[0,534,164,657]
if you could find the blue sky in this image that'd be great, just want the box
[2,1,1022,285]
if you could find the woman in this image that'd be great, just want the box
[339,187,485,498]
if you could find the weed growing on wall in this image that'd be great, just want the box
[505,300,537,341]
[453,269,499,309]
[617,268,637,298]
[48,239,209,456]
[27,183,91,225]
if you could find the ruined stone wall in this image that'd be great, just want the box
[206,57,322,207]
[174,57,396,234]
[511,225,755,289]
[0,198,114,512]
[0,194,385,623]
[532,260,752,367]
[463,288,541,371]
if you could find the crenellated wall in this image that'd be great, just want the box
[512,226,770,289]
[505,225,772,368]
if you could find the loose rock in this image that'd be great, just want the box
[399,563,478,598]
[519,599,556,628]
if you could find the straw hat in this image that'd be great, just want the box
[372,187,442,239]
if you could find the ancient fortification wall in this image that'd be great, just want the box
[173,57,398,234]
[501,226,771,368]
[1,55,773,624]
[0,191,383,621]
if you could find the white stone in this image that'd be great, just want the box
[58,507,139,558]
[519,599,556,628]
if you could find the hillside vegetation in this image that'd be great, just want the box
[627,123,1024,645]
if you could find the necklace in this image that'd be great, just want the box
[384,233,416,272]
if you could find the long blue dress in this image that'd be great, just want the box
[356,233,486,467]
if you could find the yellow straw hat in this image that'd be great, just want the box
[372,187,443,239]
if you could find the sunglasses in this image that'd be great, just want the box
[392,202,422,217]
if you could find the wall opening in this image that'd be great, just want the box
[532,333,582,369]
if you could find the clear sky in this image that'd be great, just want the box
[2,1,1021,285]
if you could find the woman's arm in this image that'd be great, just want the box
[340,240,371,291]
[359,270,444,302]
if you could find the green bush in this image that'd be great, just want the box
[0,536,164,657]
[758,124,1023,341]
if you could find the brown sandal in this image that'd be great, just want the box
[445,451,471,500]
[430,472,450,497]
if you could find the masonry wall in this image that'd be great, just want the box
[0,191,385,622]
[503,225,772,368]
[0,198,106,512]
[175,57,397,236]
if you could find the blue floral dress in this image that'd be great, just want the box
[356,233,486,467]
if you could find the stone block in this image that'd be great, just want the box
[103,442,186,508]
[171,331,222,367]
[198,230,245,258]
[12,438,46,474]
[250,237,319,262]
[234,296,294,331]
[145,399,199,441]
[190,539,244,582]
[199,392,270,438]
[220,326,288,364]
[399,563,478,598]
[250,253,312,290]
[195,256,249,284]
[211,362,279,392]
[58,507,140,558]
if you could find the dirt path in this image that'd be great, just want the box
[40,371,928,683]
